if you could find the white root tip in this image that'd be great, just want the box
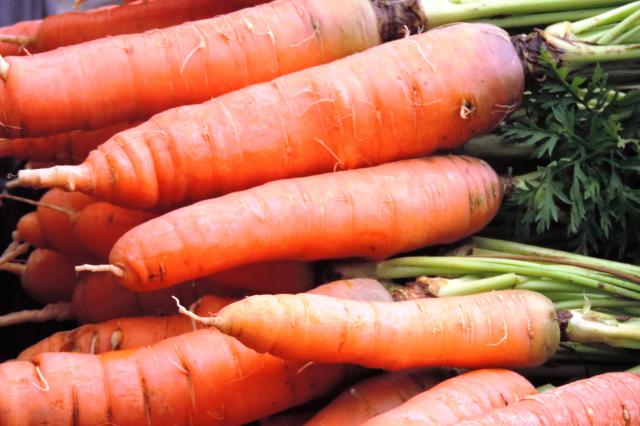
[173,296,218,327]
[0,302,73,327]
[75,263,124,277]
[0,54,8,81]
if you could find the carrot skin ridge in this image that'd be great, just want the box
[363,369,537,425]
[15,22,523,210]
[456,371,640,425]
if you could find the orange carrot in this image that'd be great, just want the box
[185,289,560,370]
[1,278,392,425]
[0,0,426,137]
[306,368,455,425]
[0,248,90,304]
[0,122,136,164]
[15,23,521,209]
[17,278,385,358]
[17,292,238,359]
[457,371,640,425]
[0,0,261,56]
[85,155,503,291]
[363,369,537,425]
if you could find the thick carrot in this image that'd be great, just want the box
[0,0,425,138]
[17,278,385,358]
[187,289,560,370]
[457,371,640,425]
[305,368,454,425]
[0,122,136,164]
[89,155,503,291]
[0,0,261,56]
[16,23,522,209]
[1,278,392,425]
[363,369,537,425]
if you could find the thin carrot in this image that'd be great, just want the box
[17,292,238,359]
[457,371,640,425]
[0,0,260,56]
[17,277,384,358]
[0,122,136,164]
[183,289,560,370]
[15,23,521,209]
[1,278,391,425]
[363,369,537,425]
[305,368,455,425]
[0,0,426,137]
[82,155,504,291]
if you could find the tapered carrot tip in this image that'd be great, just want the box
[75,263,124,277]
[17,164,92,192]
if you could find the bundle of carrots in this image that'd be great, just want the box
[0,0,639,423]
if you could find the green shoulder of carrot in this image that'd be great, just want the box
[336,236,640,352]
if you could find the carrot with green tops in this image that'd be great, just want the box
[0,122,136,164]
[457,371,640,425]
[363,369,537,425]
[0,0,426,137]
[183,289,560,370]
[0,0,261,56]
[80,155,504,291]
[0,278,391,425]
[17,277,383,358]
[305,368,455,425]
[15,23,521,209]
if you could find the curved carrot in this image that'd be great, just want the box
[0,0,260,56]
[1,278,392,425]
[189,289,560,370]
[0,122,136,164]
[18,278,384,358]
[16,23,522,209]
[95,155,503,291]
[457,371,640,425]
[0,0,423,137]
[363,369,537,425]
[306,368,454,425]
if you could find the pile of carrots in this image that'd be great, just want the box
[0,1,638,424]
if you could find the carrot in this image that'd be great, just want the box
[0,248,90,304]
[82,155,504,291]
[363,369,537,425]
[305,368,455,425]
[0,20,39,56]
[17,292,238,358]
[457,371,640,425]
[0,0,261,56]
[183,289,560,370]
[0,122,136,164]
[1,258,315,326]
[0,0,428,138]
[17,277,384,358]
[1,278,392,425]
[15,22,522,209]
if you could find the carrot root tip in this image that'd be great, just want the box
[0,302,73,327]
[17,165,91,192]
[0,55,8,81]
[173,296,220,328]
[75,263,124,277]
